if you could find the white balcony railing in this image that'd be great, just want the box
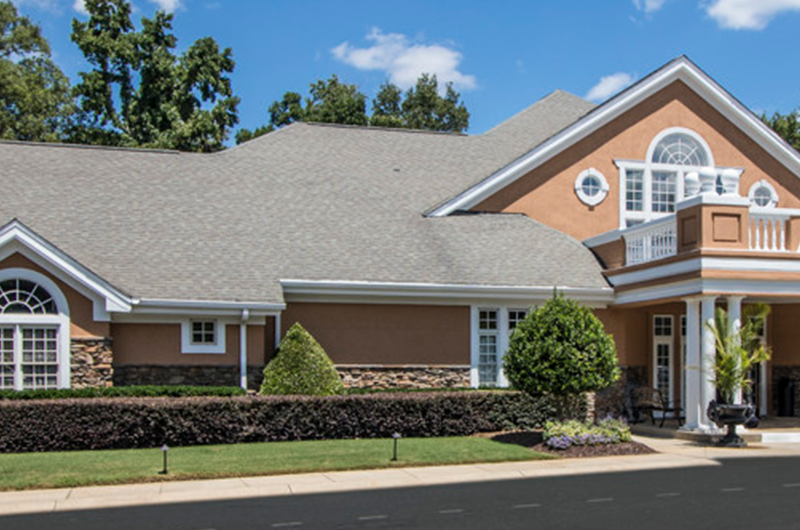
[624,217,678,266]
[749,208,790,252]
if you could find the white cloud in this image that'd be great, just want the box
[585,72,636,102]
[632,0,670,13]
[705,0,800,29]
[73,0,87,15]
[332,27,476,91]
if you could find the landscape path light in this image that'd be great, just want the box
[391,433,401,462]
[159,444,169,475]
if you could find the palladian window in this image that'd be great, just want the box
[617,128,726,227]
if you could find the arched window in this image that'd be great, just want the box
[0,271,69,391]
[0,279,58,314]
[650,133,710,166]
[618,128,727,227]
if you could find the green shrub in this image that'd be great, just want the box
[260,323,344,396]
[0,385,245,400]
[504,293,620,399]
[0,391,563,453]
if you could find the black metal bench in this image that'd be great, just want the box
[631,387,682,428]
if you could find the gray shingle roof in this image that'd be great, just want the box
[0,90,608,305]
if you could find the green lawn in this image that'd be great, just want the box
[0,436,553,491]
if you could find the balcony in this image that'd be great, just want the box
[586,186,800,270]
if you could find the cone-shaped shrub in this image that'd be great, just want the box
[260,323,345,396]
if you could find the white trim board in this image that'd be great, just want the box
[428,57,800,217]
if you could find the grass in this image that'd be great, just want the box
[0,436,553,491]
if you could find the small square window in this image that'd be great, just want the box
[190,320,217,345]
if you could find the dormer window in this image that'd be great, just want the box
[617,128,720,228]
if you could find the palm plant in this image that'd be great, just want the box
[707,304,771,405]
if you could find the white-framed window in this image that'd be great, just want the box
[618,128,726,227]
[181,319,226,354]
[0,269,70,390]
[653,315,674,406]
[748,180,778,208]
[472,307,530,388]
[574,168,609,207]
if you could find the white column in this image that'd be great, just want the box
[682,298,701,430]
[239,309,250,391]
[727,296,744,405]
[700,296,718,431]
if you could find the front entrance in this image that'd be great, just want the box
[653,315,674,413]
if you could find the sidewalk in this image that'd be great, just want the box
[1,436,798,517]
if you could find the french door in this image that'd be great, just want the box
[653,315,674,413]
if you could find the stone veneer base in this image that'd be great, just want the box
[71,338,113,389]
[336,366,470,389]
[772,365,800,416]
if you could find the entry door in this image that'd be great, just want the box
[653,316,674,410]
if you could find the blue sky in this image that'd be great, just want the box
[10,0,800,136]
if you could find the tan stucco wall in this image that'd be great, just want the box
[112,322,269,366]
[474,80,800,242]
[281,302,470,365]
[0,252,108,338]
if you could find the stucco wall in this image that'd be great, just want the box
[0,252,108,338]
[473,80,800,242]
[111,322,269,366]
[281,302,470,365]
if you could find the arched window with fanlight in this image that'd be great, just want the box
[615,127,737,228]
[0,270,70,391]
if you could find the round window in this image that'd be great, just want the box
[748,180,778,208]
[575,169,609,206]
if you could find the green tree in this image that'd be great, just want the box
[304,75,368,125]
[369,81,403,128]
[70,0,239,152]
[260,323,345,396]
[763,110,800,152]
[503,293,619,414]
[401,74,469,133]
[0,1,74,142]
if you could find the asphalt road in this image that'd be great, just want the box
[5,456,800,530]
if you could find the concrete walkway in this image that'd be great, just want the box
[1,436,798,517]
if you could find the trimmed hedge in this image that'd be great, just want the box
[0,385,246,401]
[0,391,585,453]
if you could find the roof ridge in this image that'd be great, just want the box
[0,139,182,155]
[482,89,595,136]
[302,121,469,136]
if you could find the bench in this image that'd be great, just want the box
[631,387,682,428]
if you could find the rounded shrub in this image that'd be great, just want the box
[260,323,345,396]
[503,293,619,399]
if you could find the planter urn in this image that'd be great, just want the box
[707,400,754,448]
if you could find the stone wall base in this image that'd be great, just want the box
[114,365,248,388]
[71,338,113,389]
[772,365,800,416]
[337,366,470,389]
[594,366,647,419]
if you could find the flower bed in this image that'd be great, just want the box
[543,417,631,450]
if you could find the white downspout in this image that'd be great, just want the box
[274,313,282,349]
[239,309,249,390]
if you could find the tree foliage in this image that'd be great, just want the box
[70,0,239,151]
[763,110,800,153]
[0,1,74,142]
[503,294,620,398]
[260,323,345,396]
[237,73,470,143]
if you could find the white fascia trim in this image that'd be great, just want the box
[0,221,131,318]
[616,277,800,305]
[584,229,624,248]
[280,279,614,304]
[607,258,702,287]
[132,298,285,316]
[429,58,800,217]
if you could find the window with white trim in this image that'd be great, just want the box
[508,309,528,332]
[0,278,64,390]
[619,128,722,227]
[181,319,226,354]
[748,180,778,208]
[478,309,499,386]
[574,169,609,206]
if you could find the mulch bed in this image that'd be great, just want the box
[483,431,657,459]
